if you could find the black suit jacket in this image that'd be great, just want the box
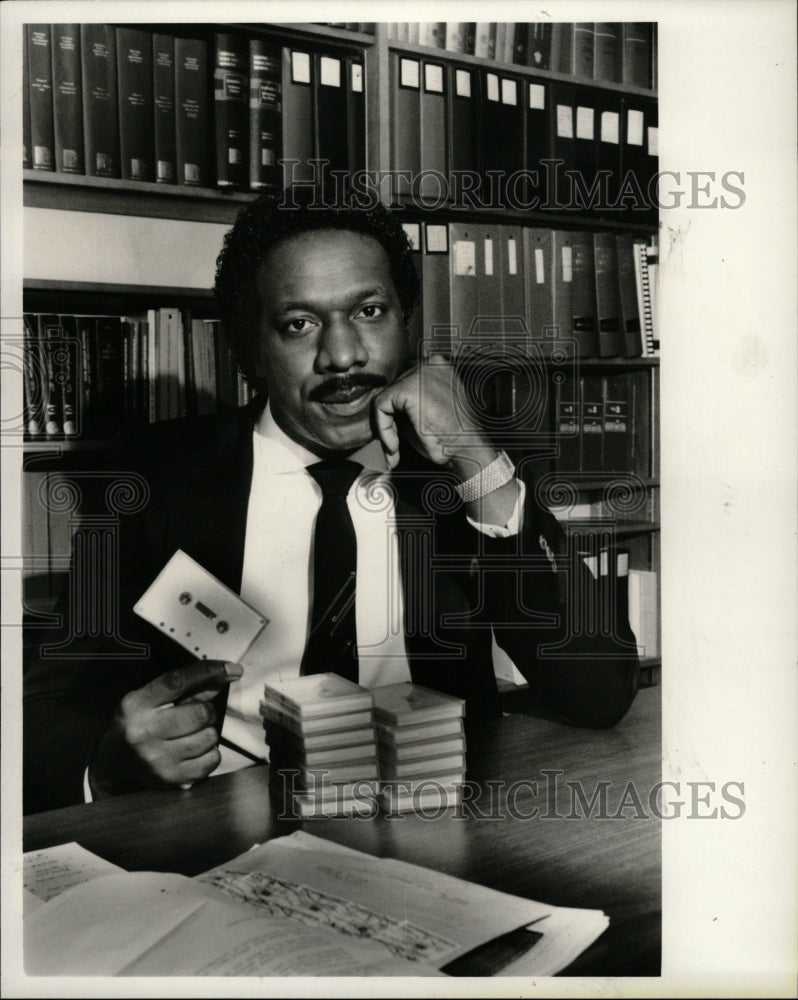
[24,401,640,813]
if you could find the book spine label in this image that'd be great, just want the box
[27,25,55,171]
[601,374,631,471]
[152,34,176,183]
[80,24,119,177]
[249,38,282,190]
[51,25,85,174]
[116,27,154,181]
[214,32,249,188]
[175,37,209,186]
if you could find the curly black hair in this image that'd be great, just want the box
[214,190,421,392]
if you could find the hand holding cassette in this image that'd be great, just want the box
[89,551,270,798]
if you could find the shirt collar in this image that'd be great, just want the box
[255,401,390,475]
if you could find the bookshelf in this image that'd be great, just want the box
[21,19,660,680]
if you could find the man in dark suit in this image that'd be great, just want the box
[24,196,639,814]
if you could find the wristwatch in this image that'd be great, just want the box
[454,450,516,504]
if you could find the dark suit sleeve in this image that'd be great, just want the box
[23,424,206,814]
[478,474,640,728]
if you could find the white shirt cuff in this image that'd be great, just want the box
[83,766,94,803]
[466,478,526,537]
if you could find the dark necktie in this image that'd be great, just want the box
[300,460,362,681]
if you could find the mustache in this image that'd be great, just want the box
[309,373,388,402]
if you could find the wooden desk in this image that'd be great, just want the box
[24,687,661,976]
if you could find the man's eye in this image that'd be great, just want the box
[282,318,314,335]
[356,304,385,320]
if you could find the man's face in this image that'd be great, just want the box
[253,229,411,455]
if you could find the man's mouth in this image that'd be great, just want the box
[310,375,387,413]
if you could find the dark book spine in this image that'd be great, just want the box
[80,24,119,178]
[593,232,623,357]
[569,230,599,358]
[92,316,125,434]
[249,37,282,190]
[622,23,652,89]
[58,314,80,436]
[77,316,94,433]
[27,25,55,171]
[175,37,209,186]
[214,32,249,188]
[573,23,595,78]
[601,374,632,472]
[555,374,580,471]
[346,57,366,176]
[51,25,84,174]
[39,315,64,436]
[152,34,177,183]
[615,234,643,358]
[23,315,45,437]
[593,23,622,84]
[116,27,154,182]
[579,374,603,472]
[527,23,552,69]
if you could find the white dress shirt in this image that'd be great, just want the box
[217,403,526,772]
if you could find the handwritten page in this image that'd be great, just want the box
[198,836,552,966]
[23,842,124,901]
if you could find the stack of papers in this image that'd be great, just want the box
[260,673,379,817]
[372,683,467,812]
[23,833,611,977]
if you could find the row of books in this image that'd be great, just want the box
[385,22,657,89]
[24,24,364,190]
[22,312,249,440]
[390,51,658,217]
[261,674,466,817]
[405,223,660,362]
[554,373,641,474]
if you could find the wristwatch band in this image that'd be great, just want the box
[454,451,516,504]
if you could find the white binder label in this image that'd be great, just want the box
[627,109,644,146]
[576,107,595,140]
[351,63,363,93]
[453,240,476,276]
[601,110,620,144]
[400,58,420,88]
[455,69,471,98]
[648,126,659,156]
[557,104,573,138]
[425,224,448,253]
[425,63,444,93]
[486,73,499,102]
[483,238,494,275]
[291,51,311,84]
[534,248,545,284]
[562,245,573,282]
[320,56,341,88]
[528,83,545,110]
[507,238,518,275]
[501,78,517,105]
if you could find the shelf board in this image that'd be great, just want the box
[24,279,217,314]
[563,520,659,537]
[238,22,375,48]
[396,198,657,235]
[385,40,657,99]
[24,171,256,223]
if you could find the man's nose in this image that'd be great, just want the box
[315,316,369,372]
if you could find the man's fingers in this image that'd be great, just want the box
[135,660,243,709]
[151,699,217,739]
[372,392,401,458]
[168,726,219,760]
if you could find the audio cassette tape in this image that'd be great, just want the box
[134,550,268,662]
